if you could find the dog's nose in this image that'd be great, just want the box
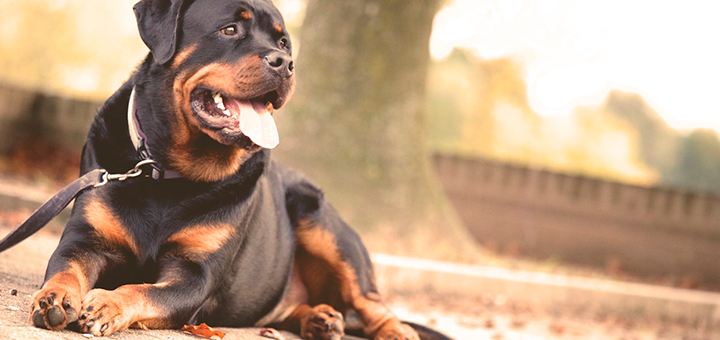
[264,51,294,77]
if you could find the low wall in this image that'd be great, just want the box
[434,154,720,284]
[0,83,101,153]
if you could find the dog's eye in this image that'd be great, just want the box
[221,25,238,36]
[278,37,288,49]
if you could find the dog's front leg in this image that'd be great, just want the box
[77,256,210,336]
[30,256,103,331]
[30,223,107,331]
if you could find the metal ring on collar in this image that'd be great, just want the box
[94,159,159,187]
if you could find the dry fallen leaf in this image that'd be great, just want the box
[181,323,226,339]
[260,328,287,340]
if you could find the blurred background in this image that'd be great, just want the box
[1,0,720,338]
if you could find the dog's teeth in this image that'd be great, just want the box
[213,92,226,111]
[222,109,232,117]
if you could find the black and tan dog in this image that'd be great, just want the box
[26,1,451,339]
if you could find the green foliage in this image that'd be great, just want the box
[603,91,720,194]
[666,129,720,193]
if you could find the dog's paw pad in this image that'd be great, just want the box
[29,286,81,330]
[47,305,66,327]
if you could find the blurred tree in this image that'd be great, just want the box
[602,91,680,178]
[275,0,479,260]
[602,91,720,194]
[667,129,720,193]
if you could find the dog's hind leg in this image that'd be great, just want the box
[283,181,420,340]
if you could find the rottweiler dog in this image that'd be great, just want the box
[27,1,451,339]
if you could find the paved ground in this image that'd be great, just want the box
[3,225,720,340]
[0,227,304,340]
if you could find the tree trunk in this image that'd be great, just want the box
[275,0,480,260]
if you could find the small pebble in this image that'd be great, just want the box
[7,306,20,311]
[82,334,94,338]
[484,318,495,329]
[10,289,17,296]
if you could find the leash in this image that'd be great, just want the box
[0,160,157,253]
[0,87,180,253]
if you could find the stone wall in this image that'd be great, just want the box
[434,154,720,284]
[0,83,101,153]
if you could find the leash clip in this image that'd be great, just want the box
[94,159,158,187]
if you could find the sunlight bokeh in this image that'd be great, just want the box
[430,0,720,132]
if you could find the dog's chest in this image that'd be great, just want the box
[97,174,292,265]
[96,179,239,262]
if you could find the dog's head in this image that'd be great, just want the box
[133,0,294,181]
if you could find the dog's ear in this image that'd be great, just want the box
[133,0,188,65]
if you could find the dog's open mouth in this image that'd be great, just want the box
[190,89,280,149]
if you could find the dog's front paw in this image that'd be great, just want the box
[374,320,420,340]
[300,304,345,340]
[30,284,81,330]
[79,288,134,336]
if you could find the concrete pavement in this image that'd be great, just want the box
[0,227,303,340]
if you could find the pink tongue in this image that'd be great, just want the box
[225,99,279,149]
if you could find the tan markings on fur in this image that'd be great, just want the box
[172,69,196,147]
[167,134,248,182]
[53,261,89,294]
[274,23,283,33]
[166,224,234,261]
[171,44,197,69]
[169,57,265,182]
[295,220,396,337]
[127,284,172,329]
[41,261,90,299]
[85,199,140,255]
[241,10,252,19]
[97,284,171,330]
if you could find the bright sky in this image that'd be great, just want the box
[430,0,720,132]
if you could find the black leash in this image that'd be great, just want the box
[0,160,157,253]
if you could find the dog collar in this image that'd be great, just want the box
[128,87,183,180]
